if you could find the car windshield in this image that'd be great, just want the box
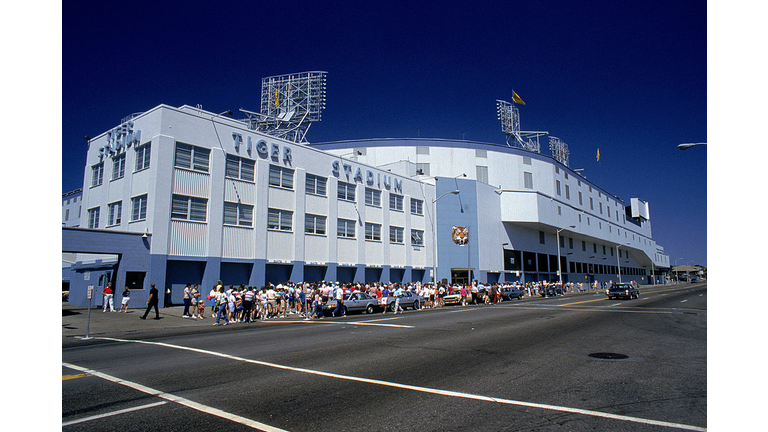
[610,285,630,290]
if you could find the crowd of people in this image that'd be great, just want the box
[172,279,630,326]
[103,278,641,324]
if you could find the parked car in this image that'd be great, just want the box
[606,283,640,300]
[323,292,383,315]
[500,286,524,300]
[540,285,565,297]
[443,289,463,305]
[381,290,423,311]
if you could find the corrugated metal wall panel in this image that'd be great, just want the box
[169,220,208,256]
[173,169,210,197]
[267,231,294,262]
[222,226,254,259]
[224,179,256,204]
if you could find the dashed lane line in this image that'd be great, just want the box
[89,337,706,431]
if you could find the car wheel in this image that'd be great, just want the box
[366,304,374,314]
[388,303,395,312]
[413,301,419,310]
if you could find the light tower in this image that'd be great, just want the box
[495,97,547,152]
[548,136,570,167]
[240,71,327,143]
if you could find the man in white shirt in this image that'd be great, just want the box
[333,284,345,317]
[393,286,404,314]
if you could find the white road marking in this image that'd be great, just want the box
[93,337,706,431]
[265,319,413,328]
[62,401,167,426]
[507,305,701,315]
[62,362,288,431]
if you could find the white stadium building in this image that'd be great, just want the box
[62,72,669,307]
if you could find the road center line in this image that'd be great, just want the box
[93,337,705,431]
[558,298,607,306]
[62,401,167,427]
[62,362,288,432]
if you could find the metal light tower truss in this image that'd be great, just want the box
[548,136,570,167]
[240,71,327,143]
[495,99,547,153]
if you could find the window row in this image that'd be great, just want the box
[303,214,423,245]
[87,191,425,234]
[87,195,147,229]
[91,143,151,187]
[172,144,425,215]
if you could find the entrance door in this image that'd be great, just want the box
[450,268,473,285]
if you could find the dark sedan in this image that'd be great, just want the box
[606,283,640,300]
[500,286,524,300]
[540,285,565,297]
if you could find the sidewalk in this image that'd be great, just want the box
[62,303,303,342]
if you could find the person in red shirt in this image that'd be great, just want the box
[102,283,115,312]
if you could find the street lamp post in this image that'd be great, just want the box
[616,242,630,283]
[431,190,461,287]
[556,226,576,287]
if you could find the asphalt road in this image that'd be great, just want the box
[62,284,707,431]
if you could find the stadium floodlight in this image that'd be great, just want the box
[240,71,328,143]
[548,136,570,167]
[495,97,546,152]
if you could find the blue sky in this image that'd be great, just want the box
[61,0,707,266]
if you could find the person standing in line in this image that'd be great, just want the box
[102,282,115,312]
[333,284,345,317]
[196,289,206,319]
[209,285,218,318]
[314,289,324,319]
[393,285,404,314]
[296,284,306,317]
[119,286,131,312]
[266,284,277,318]
[214,286,230,326]
[182,283,192,318]
[471,282,479,305]
[190,284,200,319]
[242,286,255,323]
[381,285,390,314]
[226,285,237,323]
[141,283,160,320]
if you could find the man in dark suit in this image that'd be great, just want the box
[141,283,160,320]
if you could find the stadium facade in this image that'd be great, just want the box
[63,103,669,308]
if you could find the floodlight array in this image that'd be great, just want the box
[495,98,545,152]
[548,136,570,167]
[242,71,328,143]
